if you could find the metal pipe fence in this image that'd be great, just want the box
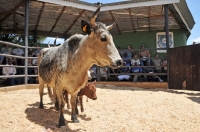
[0,40,41,81]
[0,40,168,84]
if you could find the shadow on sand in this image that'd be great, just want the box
[25,102,91,132]
[97,84,200,104]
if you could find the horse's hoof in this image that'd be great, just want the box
[57,122,66,128]
[72,119,79,123]
[55,107,60,111]
[39,103,44,109]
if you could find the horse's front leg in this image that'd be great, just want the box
[71,94,79,123]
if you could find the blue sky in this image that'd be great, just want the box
[44,0,199,45]
[185,0,200,45]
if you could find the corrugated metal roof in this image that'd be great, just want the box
[173,0,195,30]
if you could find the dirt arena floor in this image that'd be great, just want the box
[0,84,200,132]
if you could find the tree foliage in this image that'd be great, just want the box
[0,33,46,44]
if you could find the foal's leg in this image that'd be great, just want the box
[79,96,84,112]
[75,97,79,115]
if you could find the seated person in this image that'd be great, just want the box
[2,58,22,86]
[152,54,162,73]
[142,61,163,82]
[117,61,131,81]
[122,52,131,66]
[131,62,142,82]
[138,44,151,66]
[127,45,134,58]
[100,67,107,81]
[131,54,140,66]
[34,44,41,56]
[12,47,24,65]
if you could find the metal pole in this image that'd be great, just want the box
[34,31,37,43]
[164,4,170,86]
[24,0,29,84]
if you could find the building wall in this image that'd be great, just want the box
[112,29,187,56]
[0,29,187,56]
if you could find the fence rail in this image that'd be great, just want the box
[0,40,168,85]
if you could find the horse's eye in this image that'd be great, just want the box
[101,35,107,42]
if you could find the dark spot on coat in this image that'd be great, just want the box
[39,53,57,83]
[68,36,81,55]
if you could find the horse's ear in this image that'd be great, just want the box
[86,82,89,87]
[81,20,91,35]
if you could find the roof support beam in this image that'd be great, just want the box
[0,1,25,25]
[35,2,46,31]
[49,6,66,36]
[0,0,25,25]
[64,9,85,35]
[0,13,12,25]
[109,10,121,34]
[128,8,135,33]
[0,1,25,16]
[148,6,151,32]
[14,12,17,33]
[169,9,183,31]
[99,19,113,23]
[0,28,69,38]
[150,14,172,18]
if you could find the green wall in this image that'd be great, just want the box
[0,29,187,57]
[112,29,187,56]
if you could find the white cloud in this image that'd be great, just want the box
[193,37,200,43]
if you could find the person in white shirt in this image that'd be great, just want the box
[12,47,24,65]
[12,47,24,56]
[2,58,21,85]
[131,54,140,66]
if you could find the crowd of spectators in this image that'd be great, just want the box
[0,43,41,86]
[89,44,168,82]
[0,43,168,86]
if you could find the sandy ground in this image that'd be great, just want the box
[0,84,200,132]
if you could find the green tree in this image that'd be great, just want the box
[0,33,46,44]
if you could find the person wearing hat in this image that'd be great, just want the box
[2,58,22,85]
[138,44,151,66]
